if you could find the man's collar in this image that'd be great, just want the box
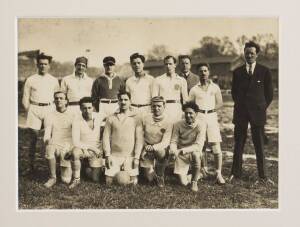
[246,62,256,68]
[133,72,146,80]
[101,73,117,79]
[198,79,212,86]
[74,72,87,79]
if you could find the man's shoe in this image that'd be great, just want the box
[228,175,239,183]
[254,178,275,186]
[216,174,226,185]
[200,168,209,180]
[191,181,198,192]
[44,178,56,188]
[69,178,80,189]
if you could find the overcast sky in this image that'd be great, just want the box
[18,18,278,67]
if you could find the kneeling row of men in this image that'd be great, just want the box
[44,90,225,192]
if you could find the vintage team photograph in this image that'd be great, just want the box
[17,18,279,209]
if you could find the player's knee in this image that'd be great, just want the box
[211,143,221,154]
[45,145,56,160]
[72,147,82,160]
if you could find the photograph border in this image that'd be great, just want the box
[1,0,299,226]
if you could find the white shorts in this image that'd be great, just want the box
[77,148,104,168]
[45,143,72,167]
[164,103,184,123]
[26,104,54,130]
[105,156,139,177]
[174,152,201,175]
[197,113,222,143]
[99,102,119,119]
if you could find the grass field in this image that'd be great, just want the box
[18,95,278,209]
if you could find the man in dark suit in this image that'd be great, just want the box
[229,41,274,185]
[178,55,199,93]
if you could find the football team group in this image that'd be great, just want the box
[21,41,274,192]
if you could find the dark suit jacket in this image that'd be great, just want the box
[231,63,273,126]
[179,71,199,93]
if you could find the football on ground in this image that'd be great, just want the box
[114,171,131,185]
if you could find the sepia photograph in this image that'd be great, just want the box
[17,18,279,209]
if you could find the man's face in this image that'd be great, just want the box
[151,101,165,117]
[75,62,87,75]
[80,102,94,120]
[37,59,50,75]
[118,94,131,111]
[184,107,197,125]
[131,58,144,74]
[244,47,258,64]
[104,63,115,75]
[199,66,210,82]
[164,58,176,75]
[54,93,67,110]
[179,58,191,73]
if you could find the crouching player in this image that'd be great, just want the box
[140,96,173,187]
[43,91,75,188]
[103,90,143,185]
[170,101,206,192]
[69,97,104,189]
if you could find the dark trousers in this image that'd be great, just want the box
[231,121,267,178]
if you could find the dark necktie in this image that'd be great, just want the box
[248,64,253,76]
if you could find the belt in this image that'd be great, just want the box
[30,100,51,106]
[100,99,118,104]
[68,101,79,106]
[131,103,150,108]
[198,109,216,114]
[166,100,181,104]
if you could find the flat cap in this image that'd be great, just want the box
[151,96,165,103]
[103,56,116,65]
[75,56,88,66]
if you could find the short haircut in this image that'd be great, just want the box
[117,89,131,100]
[198,63,210,71]
[79,97,93,106]
[36,53,52,63]
[182,101,200,112]
[178,55,191,63]
[244,41,260,54]
[164,55,177,64]
[130,53,145,63]
[54,91,68,100]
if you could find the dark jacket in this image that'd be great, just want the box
[231,63,273,126]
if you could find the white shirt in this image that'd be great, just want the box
[126,73,154,104]
[246,62,256,74]
[72,113,104,150]
[152,73,188,102]
[22,73,60,110]
[189,80,221,110]
[60,73,94,102]
[44,108,75,146]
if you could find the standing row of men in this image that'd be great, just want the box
[21,41,274,192]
